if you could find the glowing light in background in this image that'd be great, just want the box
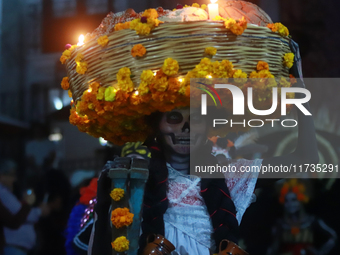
[53,97,63,110]
[77,34,85,46]
[99,137,108,146]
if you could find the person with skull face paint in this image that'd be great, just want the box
[60,2,319,255]
[267,180,337,255]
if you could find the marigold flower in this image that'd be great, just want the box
[111,207,134,229]
[60,55,67,64]
[162,58,179,76]
[232,69,247,84]
[168,77,180,92]
[131,44,146,57]
[205,47,217,56]
[256,61,269,71]
[110,188,125,201]
[267,23,289,37]
[114,22,131,31]
[68,90,72,98]
[117,67,134,92]
[97,35,109,47]
[143,8,158,19]
[111,236,129,252]
[105,87,116,101]
[192,3,200,8]
[283,53,294,69]
[76,62,88,74]
[75,53,84,63]
[61,77,69,90]
[201,4,207,9]
[60,49,71,64]
[224,17,247,35]
[130,18,141,30]
[135,23,151,35]
[279,77,291,87]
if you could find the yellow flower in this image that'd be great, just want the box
[140,70,154,83]
[283,53,294,69]
[224,17,247,35]
[60,49,71,64]
[117,67,134,92]
[111,207,134,229]
[192,3,200,8]
[279,77,291,87]
[138,70,154,95]
[111,236,129,252]
[147,17,163,27]
[201,4,207,9]
[205,47,217,56]
[139,81,150,95]
[97,35,109,47]
[143,8,158,19]
[104,87,116,101]
[135,23,151,35]
[75,53,84,63]
[232,69,247,83]
[110,188,125,201]
[61,77,69,90]
[131,44,146,57]
[96,87,105,100]
[130,18,141,30]
[267,23,289,37]
[76,62,88,74]
[162,58,179,76]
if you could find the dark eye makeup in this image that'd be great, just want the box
[166,112,183,124]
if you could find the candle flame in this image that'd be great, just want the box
[77,34,85,46]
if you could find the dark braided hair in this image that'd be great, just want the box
[138,141,239,254]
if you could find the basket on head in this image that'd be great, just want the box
[60,2,294,145]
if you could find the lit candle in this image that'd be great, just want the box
[208,0,219,20]
[77,34,85,46]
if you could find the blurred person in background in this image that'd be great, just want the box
[0,159,50,255]
[267,179,337,255]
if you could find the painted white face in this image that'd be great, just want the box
[284,192,301,214]
[159,108,207,155]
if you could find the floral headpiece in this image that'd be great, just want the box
[279,178,309,204]
[61,3,295,145]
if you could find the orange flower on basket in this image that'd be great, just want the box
[97,35,109,47]
[256,61,269,71]
[131,44,146,57]
[61,77,70,90]
[111,207,134,229]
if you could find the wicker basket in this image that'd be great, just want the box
[66,21,291,102]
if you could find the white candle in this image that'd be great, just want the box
[208,0,219,20]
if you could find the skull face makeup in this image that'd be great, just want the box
[284,192,301,215]
[159,108,207,155]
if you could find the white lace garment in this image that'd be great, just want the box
[164,158,262,255]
